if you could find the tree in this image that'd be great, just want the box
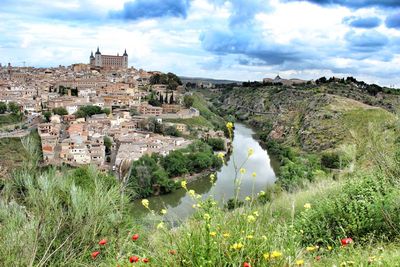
[183,95,194,108]
[164,126,181,137]
[0,102,7,114]
[104,136,112,155]
[169,91,174,104]
[103,108,111,115]
[43,111,51,122]
[159,94,164,104]
[161,150,189,177]
[52,107,68,116]
[207,138,225,151]
[8,102,20,114]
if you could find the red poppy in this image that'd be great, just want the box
[169,249,177,255]
[98,239,107,245]
[132,234,139,241]
[243,262,251,267]
[129,256,139,263]
[142,258,149,263]
[341,237,353,246]
[91,251,100,259]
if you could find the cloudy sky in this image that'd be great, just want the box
[1,0,400,86]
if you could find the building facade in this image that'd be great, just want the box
[90,47,128,70]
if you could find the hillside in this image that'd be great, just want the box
[217,85,396,153]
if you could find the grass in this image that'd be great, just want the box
[0,113,23,128]
[164,116,214,129]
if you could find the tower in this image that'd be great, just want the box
[89,51,95,66]
[95,47,102,67]
[123,49,128,69]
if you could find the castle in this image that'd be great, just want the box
[90,47,128,70]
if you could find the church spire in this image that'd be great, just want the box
[123,49,128,56]
[95,46,101,55]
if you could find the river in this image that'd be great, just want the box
[134,123,277,222]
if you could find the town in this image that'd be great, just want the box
[0,48,227,175]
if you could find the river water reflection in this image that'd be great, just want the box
[134,123,277,221]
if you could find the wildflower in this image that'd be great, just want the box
[203,213,211,220]
[169,249,177,255]
[306,246,317,252]
[223,233,230,238]
[210,173,216,183]
[192,204,198,209]
[263,253,270,260]
[240,168,246,175]
[132,234,139,241]
[210,232,217,237]
[181,180,187,190]
[304,203,311,209]
[245,196,251,201]
[142,258,149,263]
[226,122,233,130]
[247,215,256,223]
[231,242,243,250]
[211,201,217,206]
[217,152,224,159]
[188,189,196,197]
[328,245,333,251]
[253,211,259,217]
[98,239,107,246]
[271,251,282,259]
[262,235,267,240]
[243,262,251,267]
[252,172,257,178]
[161,209,167,215]
[341,237,353,246]
[91,251,100,259]
[129,256,139,263]
[246,235,254,239]
[157,222,164,229]
[259,190,266,196]
[248,148,254,157]
[142,199,149,209]
[296,259,304,266]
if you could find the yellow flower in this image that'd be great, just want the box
[211,201,217,206]
[247,215,256,223]
[296,259,304,266]
[306,246,316,252]
[210,173,216,183]
[231,242,243,250]
[253,211,259,217]
[188,189,196,197]
[226,122,233,130]
[270,251,282,259]
[248,148,254,157]
[217,152,224,159]
[192,204,199,209]
[304,203,311,209]
[181,180,187,190]
[246,235,253,239]
[157,222,164,229]
[263,253,270,260]
[259,190,266,196]
[262,235,267,240]
[239,168,246,175]
[245,196,251,201]
[161,209,167,215]
[210,232,217,237]
[223,233,230,238]
[252,172,257,177]
[203,213,211,220]
[141,199,149,209]
[327,245,333,251]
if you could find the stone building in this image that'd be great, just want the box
[90,47,128,70]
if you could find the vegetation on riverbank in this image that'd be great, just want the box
[127,140,222,198]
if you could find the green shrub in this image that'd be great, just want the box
[296,173,399,245]
[206,138,225,151]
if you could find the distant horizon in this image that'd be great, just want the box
[1,0,400,87]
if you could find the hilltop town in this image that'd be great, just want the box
[0,48,227,174]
